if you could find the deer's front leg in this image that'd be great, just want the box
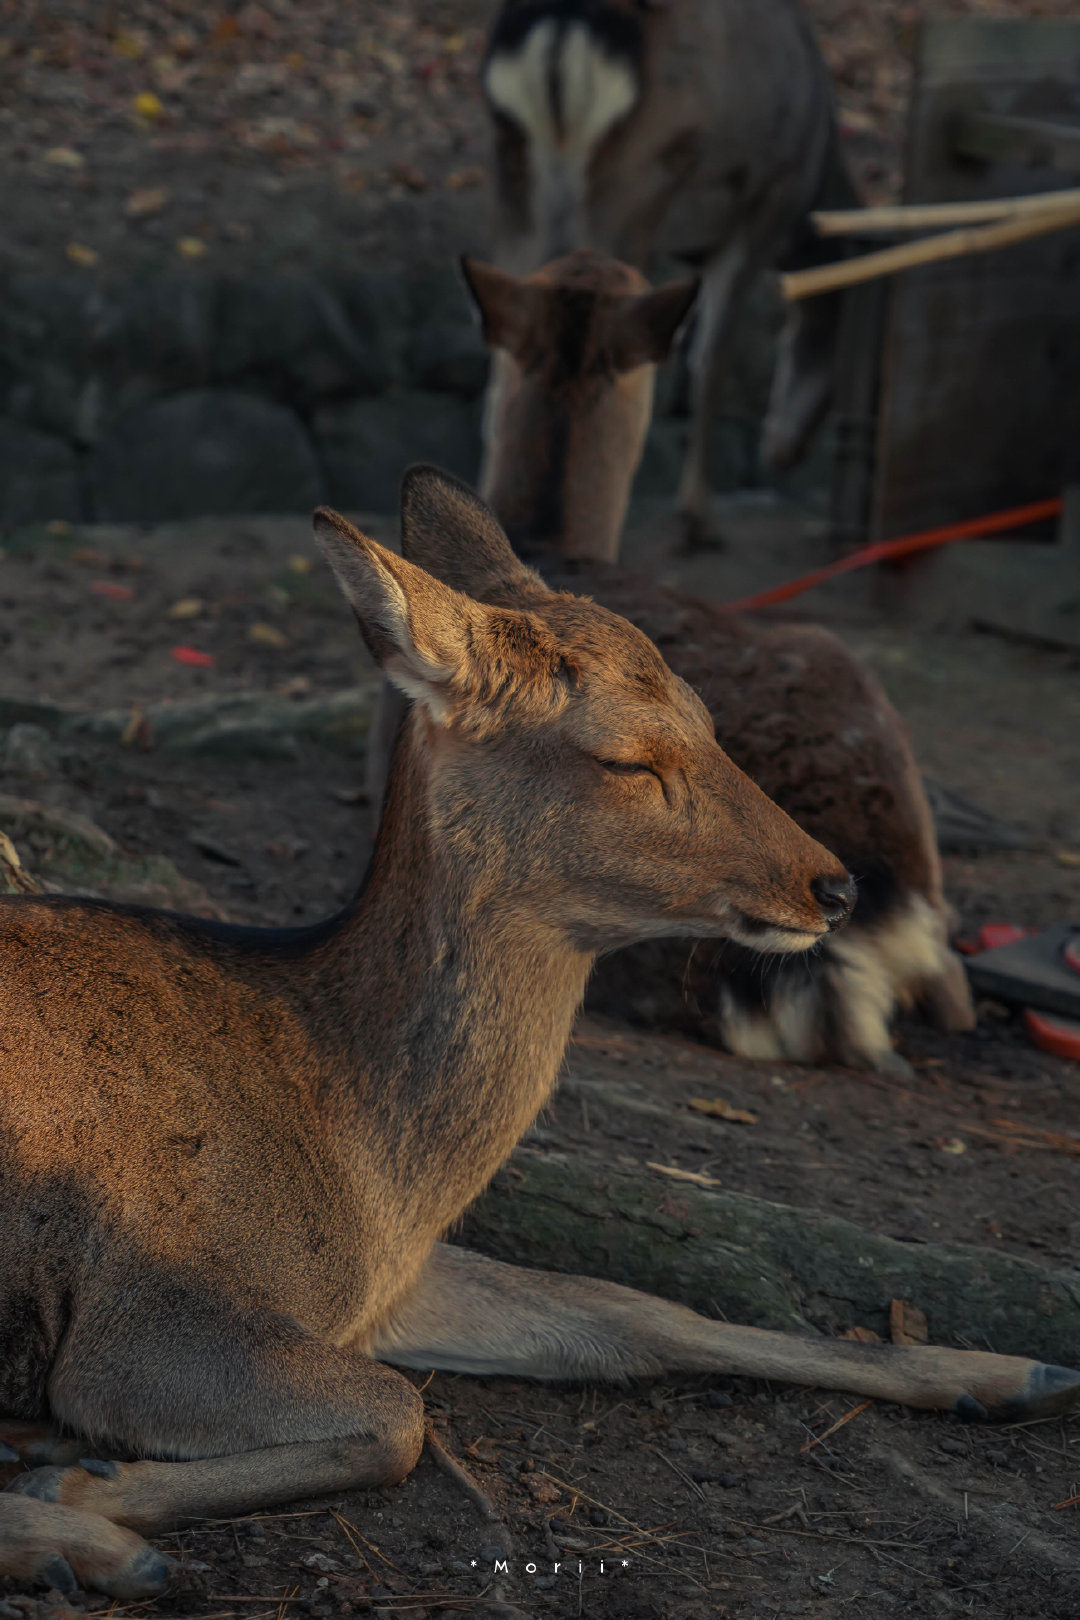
[371,1243,1080,1422]
[1,1283,425,1597]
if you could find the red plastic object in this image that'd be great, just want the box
[170,645,216,668]
[955,923,1037,956]
[91,580,134,602]
[1065,938,1080,977]
[1025,1008,1080,1061]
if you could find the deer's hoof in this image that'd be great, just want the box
[35,1554,78,1594]
[1003,1363,1080,1422]
[78,1457,119,1478]
[0,1442,17,1464]
[110,1545,175,1600]
[5,1465,66,1502]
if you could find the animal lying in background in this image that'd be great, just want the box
[8,470,1060,1604]
[368,251,973,1075]
[482,0,860,537]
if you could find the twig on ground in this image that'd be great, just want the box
[800,1400,875,1453]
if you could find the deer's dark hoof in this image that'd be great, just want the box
[36,1554,77,1594]
[110,1545,175,1600]
[0,1442,17,1464]
[78,1457,119,1478]
[5,1465,65,1502]
[1002,1363,1080,1422]
[954,1394,989,1422]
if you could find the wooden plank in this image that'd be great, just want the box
[871,18,1080,546]
[953,112,1080,175]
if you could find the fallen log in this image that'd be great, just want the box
[460,1147,1080,1366]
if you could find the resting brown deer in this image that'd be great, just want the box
[482,0,859,537]
[369,253,973,1073]
[3,470,1072,1603]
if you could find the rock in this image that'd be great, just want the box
[213,274,388,409]
[82,273,217,442]
[405,268,489,398]
[89,389,324,522]
[1,723,59,784]
[316,391,482,513]
[0,273,99,439]
[335,271,411,387]
[0,418,82,526]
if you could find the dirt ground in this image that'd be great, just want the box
[1,511,1079,1620]
[3,0,1078,284]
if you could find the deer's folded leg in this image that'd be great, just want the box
[4,1283,425,1539]
[372,1243,1080,1422]
[0,1496,172,1599]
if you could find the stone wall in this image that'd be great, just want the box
[0,264,817,527]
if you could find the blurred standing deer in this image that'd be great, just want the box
[482,0,858,538]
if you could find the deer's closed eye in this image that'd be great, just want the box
[596,757,658,780]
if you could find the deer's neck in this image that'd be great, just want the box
[314,724,591,1229]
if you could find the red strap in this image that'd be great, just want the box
[723,497,1063,615]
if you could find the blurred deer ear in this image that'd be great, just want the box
[606,277,700,371]
[461,256,549,363]
[398,465,549,605]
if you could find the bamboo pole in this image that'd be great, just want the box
[812,186,1080,236]
[783,203,1080,301]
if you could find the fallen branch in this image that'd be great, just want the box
[461,1146,1080,1363]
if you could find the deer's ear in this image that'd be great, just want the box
[313,505,480,715]
[461,256,548,363]
[607,277,700,371]
[399,464,549,605]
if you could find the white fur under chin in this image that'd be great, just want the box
[719,896,973,1071]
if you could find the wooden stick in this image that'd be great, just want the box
[813,187,1080,236]
[783,204,1080,301]
[798,1399,874,1453]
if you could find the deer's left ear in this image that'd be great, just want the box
[460,256,549,364]
[607,277,700,371]
[398,464,550,605]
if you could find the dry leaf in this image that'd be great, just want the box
[841,1325,883,1343]
[889,1299,929,1347]
[248,621,289,649]
[446,166,484,191]
[939,1137,967,1155]
[66,242,99,268]
[121,705,152,750]
[132,91,165,121]
[524,1475,561,1504]
[45,146,84,168]
[177,237,207,259]
[390,160,427,192]
[167,597,204,620]
[647,1162,722,1189]
[287,554,313,575]
[1055,849,1080,869]
[125,186,169,218]
[689,1097,758,1125]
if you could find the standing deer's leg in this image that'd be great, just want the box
[372,1245,1080,1422]
[676,236,757,547]
[1,1281,424,1596]
[759,286,843,472]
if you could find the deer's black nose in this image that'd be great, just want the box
[811,873,856,928]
